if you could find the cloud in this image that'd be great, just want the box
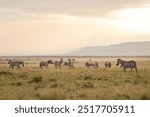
[0,0,150,55]
[0,7,37,20]
[0,0,150,18]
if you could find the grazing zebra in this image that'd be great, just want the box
[54,58,63,69]
[8,60,24,69]
[116,59,137,72]
[40,60,53,69]
[85,62,94,68]
[85,61,98,68]
[63,59,75,68]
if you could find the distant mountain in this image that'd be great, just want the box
[66,41,150,56]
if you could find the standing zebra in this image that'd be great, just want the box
[85,61,98,68]
[54,58,63,69]
[116,59,137,72]
[63,59,75,68]
[40,60,53,69]
[107,62,112,68]
[8,60,24,69]
[105,62,112,69]
[94,62,99,68]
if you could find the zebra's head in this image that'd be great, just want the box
[20,62,24,67]
[47,60,53,64]
[60,58,63,63]
[72,59,75,62]
[8,59,12,64]
[85,62,89,67]
[116,59,121,66]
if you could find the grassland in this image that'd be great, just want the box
[0,57,150,100]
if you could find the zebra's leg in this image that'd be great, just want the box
[10,65,12,69]
[125,68,126,72]
[123,68,126,72]
[17,65,20,69]
[135,66,138,72]
[130,68,132,72]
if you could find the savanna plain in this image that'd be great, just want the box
[0,56,150,100]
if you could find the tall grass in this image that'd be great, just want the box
[0,57,150,100]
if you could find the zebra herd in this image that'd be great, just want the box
[6,58,138,72]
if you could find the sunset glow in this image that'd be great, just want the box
[0,0,150,55]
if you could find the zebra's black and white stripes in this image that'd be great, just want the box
[116,59,137,72]
[8,60,24,69]
[63,59,75,68]
[54,58,63,69]
[85,61,98,68]
[40,60,53,69]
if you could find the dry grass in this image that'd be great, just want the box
[0,57,150,100]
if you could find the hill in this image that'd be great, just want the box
[66,41,150,56]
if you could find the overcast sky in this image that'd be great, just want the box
[0,0,150,55]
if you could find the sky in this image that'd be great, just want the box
[0,0,150,55]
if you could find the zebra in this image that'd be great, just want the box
[116,59,137,72]
[85,62,94,68]
[63,59,75,68]
[54,58,63,69]
[107,62,112,68]
[39,60,53,69]
[94,62,99,68]
[85,61,98,68]
[105,62,112,69]
[8,60,24,69]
